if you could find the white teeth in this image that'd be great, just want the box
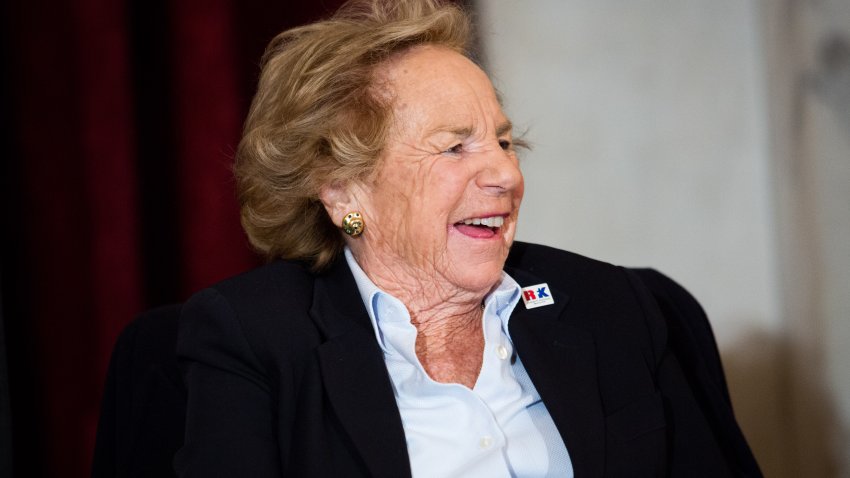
[461,216,505,227]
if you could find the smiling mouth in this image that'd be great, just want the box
[453,215,505,238]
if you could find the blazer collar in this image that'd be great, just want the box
[506,265,606,478]
[309,257,412,478]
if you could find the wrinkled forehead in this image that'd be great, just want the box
[373,45,505,135]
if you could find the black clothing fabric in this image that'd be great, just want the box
[92,242,761,477]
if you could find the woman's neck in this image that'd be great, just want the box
[349,247,489,387]
[410,301,484,388]
[350,246,490,323]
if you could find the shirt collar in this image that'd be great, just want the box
[484,270,522,340]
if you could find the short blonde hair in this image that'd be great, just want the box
[235,0,471,271]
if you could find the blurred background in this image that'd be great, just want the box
[1,0,847,477]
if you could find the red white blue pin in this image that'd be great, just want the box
[521,283,554,309]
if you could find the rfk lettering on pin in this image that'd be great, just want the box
[521,283,554,309]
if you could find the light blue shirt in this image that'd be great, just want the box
[344,248,573,478]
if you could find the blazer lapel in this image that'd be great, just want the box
[507,266,606,478]
[309,258,411,478]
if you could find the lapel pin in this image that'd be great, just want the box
[521,283,554,309]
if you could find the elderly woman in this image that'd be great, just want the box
[176,1,759,477]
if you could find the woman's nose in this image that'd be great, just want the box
[476,146,523,195]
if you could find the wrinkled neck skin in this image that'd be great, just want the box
[348,240,492,388]
[349,236,489,333]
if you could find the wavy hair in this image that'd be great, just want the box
[235,0,471,271]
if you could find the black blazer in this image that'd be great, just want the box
[165,242,759,477]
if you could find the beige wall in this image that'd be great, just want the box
[475,1,850,476]
[760,0,850,475]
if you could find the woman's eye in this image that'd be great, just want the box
[445,143,463,154]
[499,139,511,150]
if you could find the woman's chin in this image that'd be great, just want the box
[449,264,506,294]
[446,234,513,291]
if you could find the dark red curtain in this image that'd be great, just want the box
[0,1,345,476]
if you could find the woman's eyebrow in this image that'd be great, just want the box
[427,120,513,139]
[426,125,473,138]
[496,120,513,137]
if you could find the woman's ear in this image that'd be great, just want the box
[318,180,357,225]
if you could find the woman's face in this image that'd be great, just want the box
[341,46,524,296]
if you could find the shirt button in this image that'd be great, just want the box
[479,436,493,449]
[496,345,509,360]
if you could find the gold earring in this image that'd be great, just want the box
[341,211,364,237]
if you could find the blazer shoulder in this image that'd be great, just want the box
[180,259,321,365]
[507,241,665,352]
[507,241,623,285]
[207,260,314,311]
[184,260,316,330]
